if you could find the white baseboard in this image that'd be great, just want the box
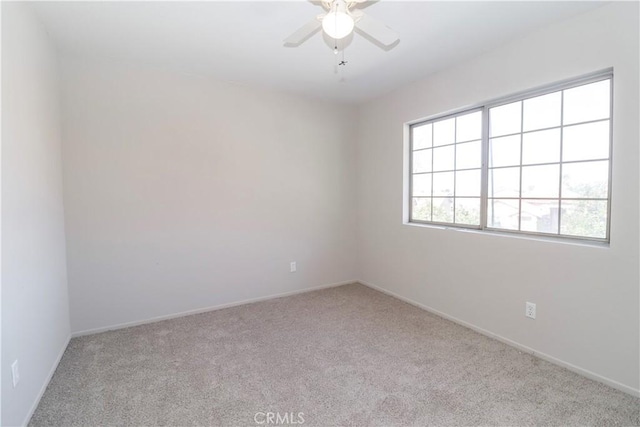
[22,334,71,427]
[72,280,356,338]
[358,280,640,398]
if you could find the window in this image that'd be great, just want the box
[409,71,612,242]
[411,110,483,226]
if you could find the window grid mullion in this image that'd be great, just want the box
[453,118,457,223]
[558,90,565,235]
[480,106,489,230]
[518,102,524,232]
[415,166,482,175]
[488,116,609,140]
[487,158,610,170]
[490,197,607,201]
[430,123,434,222]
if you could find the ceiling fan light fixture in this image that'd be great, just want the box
[322,11,354,40]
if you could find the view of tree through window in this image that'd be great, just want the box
[409,73,612,241]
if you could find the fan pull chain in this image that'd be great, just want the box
[339,43,347,82]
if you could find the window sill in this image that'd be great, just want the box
[403,221,610,248]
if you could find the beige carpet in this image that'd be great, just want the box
[30,283,639,426]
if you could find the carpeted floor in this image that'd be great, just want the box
[30,283,639,426]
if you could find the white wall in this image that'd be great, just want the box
[1,3,71,426]
[61,58,358,334]
[356,2,639,394]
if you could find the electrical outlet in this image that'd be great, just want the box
[11,360,20,387]
[525,302,536,319]
[290,262,297,273]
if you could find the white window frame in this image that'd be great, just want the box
[407,69,614,244]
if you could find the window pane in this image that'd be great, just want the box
[489,167,520,198]
[523,92,561,132]
[456,111,482,142]
[490,101,521,137]
[455,198,481,225]
[456,140,481,170]
[432,172,454,197]
[489,135,520,167]
[487,199,519,230]
[412,123,432,150]
[521,164,559,198]
[432,197,453,223]
[412,149,432,173]
[433,118,455,146]
[412,173,432,197]
[412,198,431,221]
[561,200,607,239]
[562,161,608,199]
[520,199,559,234]
[562,121,610,162]
[522,128,561,165]
[433,145,455,172]
[563,80,610,125]
[455,169,481,197]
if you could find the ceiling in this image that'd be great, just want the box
[32,1,605,104]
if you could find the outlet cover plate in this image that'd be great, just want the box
[526,302,536,319]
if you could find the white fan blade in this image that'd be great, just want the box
[354,12,399,47]
[349,0,377,9]
[284,18,323,46]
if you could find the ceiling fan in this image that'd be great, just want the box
[284,0,399,48]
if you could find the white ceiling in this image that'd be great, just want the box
[32,1,605,104]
